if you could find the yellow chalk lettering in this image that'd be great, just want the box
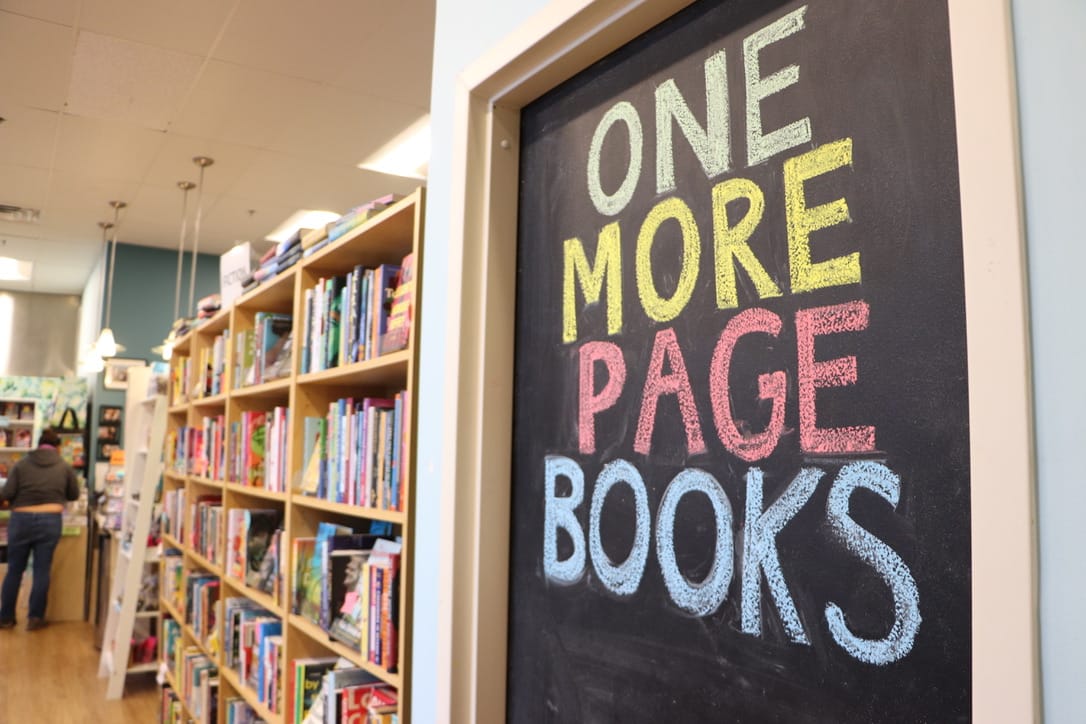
[784,138,860,294]
[563,223,623,343]
[712,177,782,309]
[636,197,700,322]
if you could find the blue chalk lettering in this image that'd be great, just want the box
[543,455,586,584]
[825,460,921,665]
[589,458,651,596]
[741,466,821,644]
[655,468,733,616]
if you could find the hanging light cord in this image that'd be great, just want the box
[189,158,213,316]
[174,183,194,322]
[104,203,123,329]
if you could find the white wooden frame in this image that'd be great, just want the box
[439,1,1038,721]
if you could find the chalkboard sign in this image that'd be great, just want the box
[509,0,970,721]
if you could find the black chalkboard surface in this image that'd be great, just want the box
[509,0,971,721]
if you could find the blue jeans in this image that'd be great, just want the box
[1,512,62,621]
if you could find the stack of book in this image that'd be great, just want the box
[291,523,402,671]
[293,658,397,724]
[234,312,293,388]
[298,391,408,511]
[189,494,223,566]
[224,697,259,724]
[227,407,288,492]
[223,597,283,712]
[195,331,229,398]
[301,193,402,260]
[225,508,283,601]
[178,647,219,722]
[191,414,227,481]
[186,573,220,642]
[162,488,185,540]
[170,356,192,406]
[162,551,184,610]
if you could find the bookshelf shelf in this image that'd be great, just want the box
[224,481,288,502]
[230,377,291,400]
[187,548,224,577]
[189,475,225,489]
[183,623,217,661]
[221,664,283,724]
[287,613,402,689]
[291,493,404,525]
[127,661,159,674]
[296,349,410,389]
[159,187,423,723]
[192,392,228,407]
[221,573,284,617]
[161,594,184,623]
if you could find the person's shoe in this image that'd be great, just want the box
[26,617,46,631]
[0,619,14,629]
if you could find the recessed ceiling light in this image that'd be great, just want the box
[0,256,33,281]
[264,209,342,243]
[358,115,430,179]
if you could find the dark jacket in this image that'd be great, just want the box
[0,447,79,508]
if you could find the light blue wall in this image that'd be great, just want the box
[414,0,550,719]
[1012,0,1086,720]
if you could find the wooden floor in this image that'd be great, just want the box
[0,619,160,723]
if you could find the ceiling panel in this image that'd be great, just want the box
[142,133,260,197]
[0,165,51,211]
[53,114,166,182]
[328,0,434,108]
[65,31,203,131]
[0,11,75,110]
[0,0,77,27]
[268,85,425,167]
[0,107,61,169]
[79,0,238,56]
[213,0,368,84]
[41,175,141,239]
[121,183,223,252]
[170,60,317,149]
[227,150,418,215]
[199,195,298,255]
[32,263,92,293]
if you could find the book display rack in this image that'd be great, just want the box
[158,189,423,723]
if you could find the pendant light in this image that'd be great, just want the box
[154,180,196,361]
[189,156,214,317]
[95,200,126,358]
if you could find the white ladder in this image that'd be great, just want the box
[98,366,168,700]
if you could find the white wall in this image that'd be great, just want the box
[416,0,551,719]
[1011,0,1086,720]
[419,0,1083,720]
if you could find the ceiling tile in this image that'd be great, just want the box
[268,86,426,167]
[171,61,315,149]
[227,150,418,215]
[40,174,141,239]
[0,11,75,110]
[213,0,359,83]
[0,164,51,210]
[200,194,297,254]
[0,0,77,26]
[79,0,237,56]
[66,31,203,131]
[328,0,434,108]
[121,182,223,252]
[142,133,260,197]
[0,106,61,169]
[53,114,166,182]
[31,263,92,293]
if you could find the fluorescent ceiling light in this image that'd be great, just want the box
[358,115,430,179]
[0,256,32,281]
[264,209,342,242]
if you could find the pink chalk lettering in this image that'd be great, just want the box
[634,328,706,456]
[578,341,627,454]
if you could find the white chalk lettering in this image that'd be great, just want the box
[744,5,811,166]
[588,101,644,216]
[655,49,731,194]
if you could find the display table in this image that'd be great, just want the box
[0,520,88,623]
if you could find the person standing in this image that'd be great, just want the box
[0,428,79,630]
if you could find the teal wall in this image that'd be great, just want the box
[91,243,219,457]
[1012,0,1086,720]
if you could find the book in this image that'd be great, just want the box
[381,252,415,355]
[243,509,283,591]
[291,657,336,724]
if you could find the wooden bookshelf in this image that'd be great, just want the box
[158,188,423,724]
